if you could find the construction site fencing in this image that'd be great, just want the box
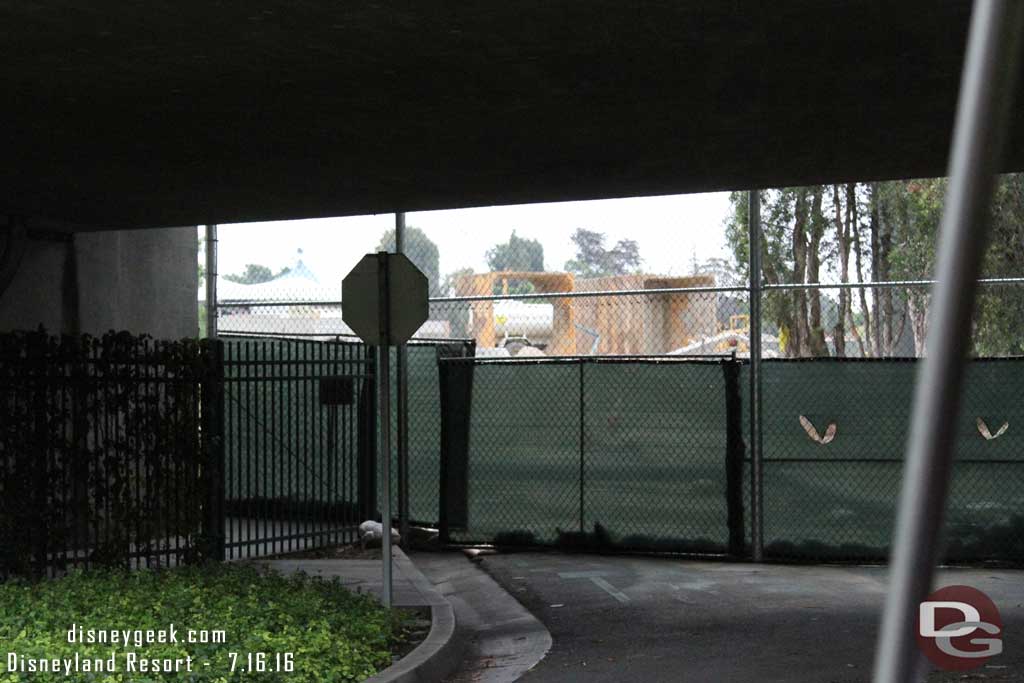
[437,356,746,556]
[204,230,1024,566]
[372,340,476,529]
[754,357,1024,563]
[212,287,751,359]
[434,354,1024,565]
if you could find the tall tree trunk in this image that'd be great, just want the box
[870,183,883,353]
[907,294,929,356]
[833,185,849,357]
[791,188,811,357]
[807,187,829,356]
[842,184,867,357]
[873,183,895,355]
[852,184,873,356]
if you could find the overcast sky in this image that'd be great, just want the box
[213,191,735,287]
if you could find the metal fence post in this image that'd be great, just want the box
[436,342,476,544]
[873,2,1024,681]
[205,224,218,338]
[723,355,746,558]
[748,189,764,561]
[579,358,586,534]
[377,252,393,609]
[202,338,226,562]
[357,345,378,521]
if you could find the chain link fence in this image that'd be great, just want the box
[438,356,746,556]
[204,206,1024,565]
[752,358,1024,563]
[759,280,1024,359]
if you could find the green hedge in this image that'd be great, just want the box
[0,563,406,682]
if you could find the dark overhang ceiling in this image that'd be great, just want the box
[3,1,1022,229]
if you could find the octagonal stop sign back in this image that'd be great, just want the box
[342,252,429,345]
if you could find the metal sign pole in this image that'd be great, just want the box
[377,251,393,609]
[873,2,1023,681]
[748,190,763,562]
[395,213,410,545]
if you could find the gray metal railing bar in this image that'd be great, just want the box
[217,330,469,345]
[215,285,748,309]
[764,276,1024,291]
[217,300,344,307]
[432,285,748,302]
[440,353,734,365]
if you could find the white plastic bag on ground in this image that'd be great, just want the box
[358,520,401,548]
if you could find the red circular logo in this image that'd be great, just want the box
[916,585,1003,671]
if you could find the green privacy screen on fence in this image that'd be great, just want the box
[439,357,746,555]
[439,356,1024,564]
[751,358,1024,562]
[377,341,476,527]
[215,337,1024,564]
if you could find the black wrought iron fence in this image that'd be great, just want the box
[0,330,220,578]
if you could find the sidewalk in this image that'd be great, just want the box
[257,548,461,683]
[259,550,442,608]
[256,549,553,683]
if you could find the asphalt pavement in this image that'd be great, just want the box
[476,552,1024,682]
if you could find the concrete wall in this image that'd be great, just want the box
[0,226,197,339]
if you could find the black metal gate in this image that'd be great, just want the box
[221,337,376,559]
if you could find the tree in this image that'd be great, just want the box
[485,231,544,272]
[564,228,643,277]
[725,175,1024,358]
[726,186,847,357]
[442,267,475,298]
[690,256,744,287]
[378,226,442,296]
[440,267,475,336]
[224,264,276,284]
[483,232,545,295]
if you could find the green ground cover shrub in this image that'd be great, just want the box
[0,563,408,682]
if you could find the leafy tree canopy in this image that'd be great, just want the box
[564,228,642,277]
[722,175,1024,357]
[485,231,544,272]
[223,264,289,285]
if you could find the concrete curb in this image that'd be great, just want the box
[416,551,553,682]
[364,548,465,683]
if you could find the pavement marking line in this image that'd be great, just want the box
[557,571,609,579]
[590,577,631,603]
[558,570,630,602]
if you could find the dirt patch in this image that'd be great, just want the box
[391,607,432,663]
